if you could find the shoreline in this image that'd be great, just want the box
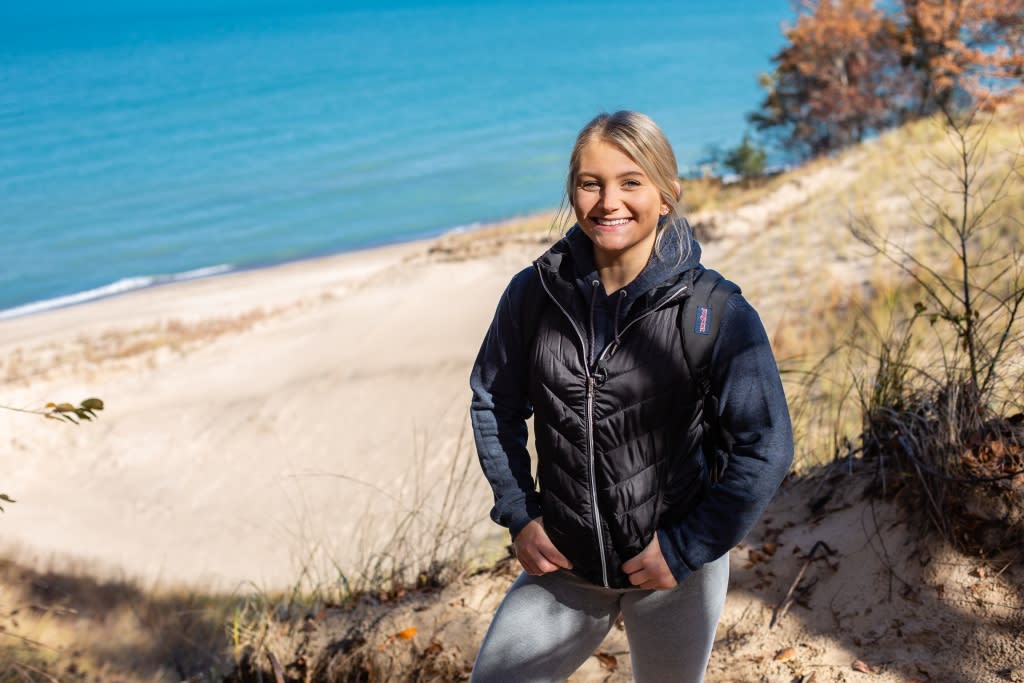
[0,210,557,347]
[0,211,558,326]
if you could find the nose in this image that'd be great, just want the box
[598,186,623,212]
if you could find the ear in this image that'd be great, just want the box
[661,180,681,215]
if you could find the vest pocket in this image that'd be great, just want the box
[658,449,706,522]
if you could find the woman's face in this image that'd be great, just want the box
[573,139,669,266]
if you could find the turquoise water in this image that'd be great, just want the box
[0,0,792,318]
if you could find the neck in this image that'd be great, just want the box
[593,245,653,294]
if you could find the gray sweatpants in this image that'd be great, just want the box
[471,554,729,683]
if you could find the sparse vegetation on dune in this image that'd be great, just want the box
[0,308,283,389]
[0,555,238,682]
[3,102,1024,681]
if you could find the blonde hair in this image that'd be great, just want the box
[557,111,692,261]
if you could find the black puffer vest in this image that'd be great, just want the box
[529,255,708,589]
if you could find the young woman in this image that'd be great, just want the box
[469,111,793,682]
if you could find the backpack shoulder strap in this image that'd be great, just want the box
[679,268,741,483]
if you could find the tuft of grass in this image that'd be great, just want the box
[225,421,495,682]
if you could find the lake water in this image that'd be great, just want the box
[0,0,793,318]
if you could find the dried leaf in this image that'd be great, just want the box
[852,659,876,674]
[748,549,769,564]
[594,651,618,672]
[775,646,797,661]
[423,642,443,657]
[763,542,779,556]
[397,626,417,640]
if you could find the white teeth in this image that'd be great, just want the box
[596,218,629,226]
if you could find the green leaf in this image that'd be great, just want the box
[0,494,14,503]
[54,403,76,413]
[80,398,104,411]
[913,302,926,314]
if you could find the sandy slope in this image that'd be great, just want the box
[0,238,529,588]
[235,464,1022,682]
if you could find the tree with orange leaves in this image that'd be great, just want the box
[900,0,1024,113]
[753,0,1024,158]
[751,0,910,156]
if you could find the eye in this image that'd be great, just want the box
[623,179,642,189]
[579,180,600,191]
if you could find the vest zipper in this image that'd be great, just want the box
[585,374,609,587]
[533,267,693,588]
[534,264,610,587]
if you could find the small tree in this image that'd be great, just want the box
[849,106,1024,551]
[723,134,768,179]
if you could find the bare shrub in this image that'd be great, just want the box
[848,105,1024,553]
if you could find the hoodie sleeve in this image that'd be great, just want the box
[657,292,794,583]
[470,266,543,538]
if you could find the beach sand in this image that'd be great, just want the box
[0,230,554,590]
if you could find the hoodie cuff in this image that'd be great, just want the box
[657,528,695,584]
[507,499,544,540]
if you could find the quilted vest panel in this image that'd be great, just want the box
[528,299,707,588]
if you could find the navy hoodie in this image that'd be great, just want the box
[469,223,793,584]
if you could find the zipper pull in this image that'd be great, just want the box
[587,375,594,398]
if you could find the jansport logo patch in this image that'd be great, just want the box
[694,306,712,335]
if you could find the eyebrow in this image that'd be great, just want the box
[577,169,646,179]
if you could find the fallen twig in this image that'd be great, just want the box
[770,540,835,628]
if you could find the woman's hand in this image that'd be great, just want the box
[622,533,678,590]
[513,517,573,576]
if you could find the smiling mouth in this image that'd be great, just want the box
[593,217,631,226]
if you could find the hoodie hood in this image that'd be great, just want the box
[535,217,704,367]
